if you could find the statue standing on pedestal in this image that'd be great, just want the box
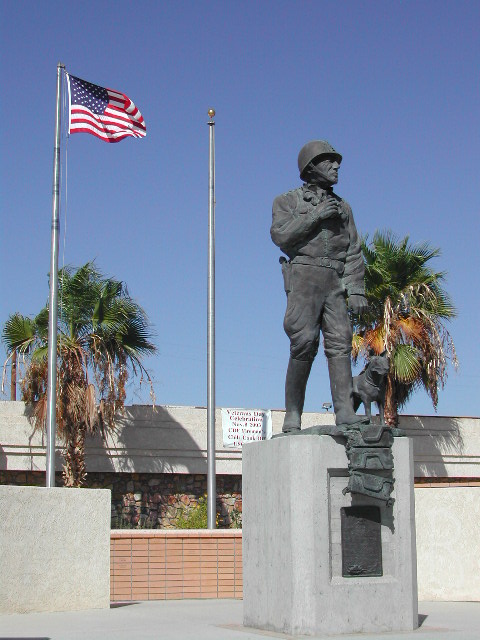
[271,140,369,434]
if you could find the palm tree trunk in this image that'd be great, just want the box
[10,349,17,400]
[62,424,87,487]
[384,374,398,427]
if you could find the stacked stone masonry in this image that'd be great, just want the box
[3,471,478,531]
[0,471,242,529]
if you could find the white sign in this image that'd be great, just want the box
[221,408,272,448]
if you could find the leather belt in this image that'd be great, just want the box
[291,256,345,275]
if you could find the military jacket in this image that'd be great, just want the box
[271,183,365,296]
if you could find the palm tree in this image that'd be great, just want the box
[2,262,156,486]
[352,231,457,426]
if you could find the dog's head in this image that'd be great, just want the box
[367,351,390,377]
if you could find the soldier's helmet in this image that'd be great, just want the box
[298,140,342,180]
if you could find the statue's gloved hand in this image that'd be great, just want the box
[348,294,368,314]
[313,196,339,221]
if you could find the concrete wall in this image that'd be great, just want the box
[109,489,480,604]
[0,485,111,613]
[1,401,479,602]
[1,401,479,478]
[415,487,480,601]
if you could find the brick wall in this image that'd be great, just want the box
[110,530,242,601]
[414,477,480,487]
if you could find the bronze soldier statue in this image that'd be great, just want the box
[271,140,368,433]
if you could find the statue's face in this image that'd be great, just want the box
[309,155,340,186]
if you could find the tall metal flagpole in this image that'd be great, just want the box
[46,62,65,487]
[207,108,216,528]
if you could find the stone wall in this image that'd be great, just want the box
[0,470,242,529]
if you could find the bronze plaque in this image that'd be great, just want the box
[341,506,382,577]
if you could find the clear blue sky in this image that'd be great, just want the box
[1,1,479,417]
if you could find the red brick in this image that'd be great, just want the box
[111,549,133,558]
[112,574,133,582]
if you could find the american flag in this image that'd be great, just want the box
[67,74,146,143]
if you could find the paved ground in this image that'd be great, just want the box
[1,600,479,640]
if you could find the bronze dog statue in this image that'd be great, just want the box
[353,352,389,424]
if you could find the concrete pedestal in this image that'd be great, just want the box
[0,486,111,613]
[243,435,418,635]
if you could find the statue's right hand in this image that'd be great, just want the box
[314,196,339,221]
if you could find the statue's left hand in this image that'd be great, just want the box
[348,294,368,314]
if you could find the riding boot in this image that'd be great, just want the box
[327,355,368,427]
[282,357,312,432]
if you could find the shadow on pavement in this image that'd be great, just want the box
[418,613,428,627]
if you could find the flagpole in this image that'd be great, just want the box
[45,62,65,488]
[207,108,216,529]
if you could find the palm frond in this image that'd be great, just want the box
[31,345,49,362]
[364,327,386,354]
[392,345,421,384]
[351,333,364,361]
[2,313,37,354]
[396,316,427,346]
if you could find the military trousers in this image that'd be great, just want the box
[282,262,353,361]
